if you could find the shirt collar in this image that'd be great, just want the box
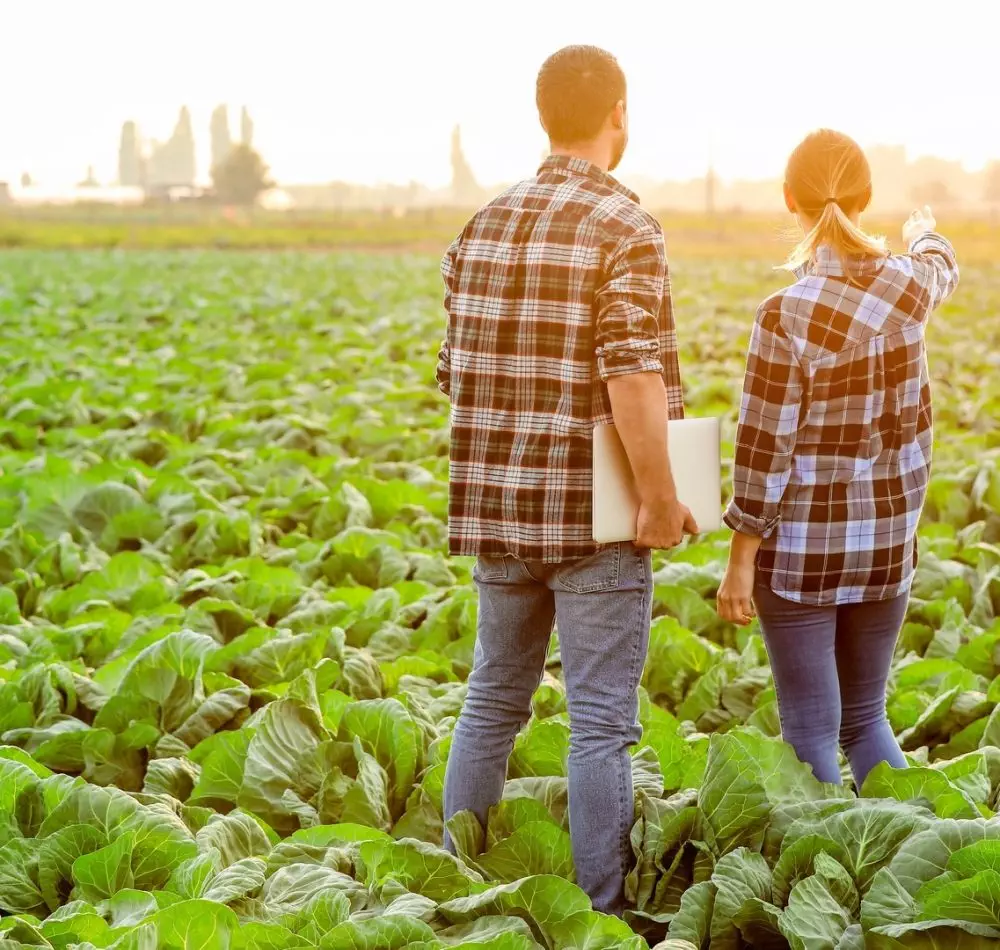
[809,244,885,278]
[538,155,639,203]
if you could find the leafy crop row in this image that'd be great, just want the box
[0,251,998,949]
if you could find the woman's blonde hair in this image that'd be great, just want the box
[781,129,888,272]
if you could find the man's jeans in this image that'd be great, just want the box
[442,542,652,916]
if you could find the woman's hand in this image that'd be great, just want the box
[719,531,763,624]
[718,560,757,625]
[718,530,763,625]
[902,205,936,246]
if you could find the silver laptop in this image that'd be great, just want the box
[592,419,722,543]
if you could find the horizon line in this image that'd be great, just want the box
[7,145,996,194]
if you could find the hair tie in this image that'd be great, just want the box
[825,197,838,205]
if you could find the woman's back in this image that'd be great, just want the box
[719,128,960,793]
[728,233,959,605]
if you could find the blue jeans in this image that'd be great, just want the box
[443,542,652,916]
[753,584,908,787]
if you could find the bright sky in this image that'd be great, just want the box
[3,0,997,188]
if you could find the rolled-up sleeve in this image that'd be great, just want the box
[724,307,803,539]
[436,238,459,395]
[594,224,666,382]
[908,231,960,313]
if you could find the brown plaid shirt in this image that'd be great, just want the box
[437,155,684,563]
[725,233,960,605]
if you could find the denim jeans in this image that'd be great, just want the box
[443,542,652,916]
[753,584,908,787]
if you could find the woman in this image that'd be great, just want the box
[717,129,960,787]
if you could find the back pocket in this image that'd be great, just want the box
[473,555,509,582]
[554,544,621,593]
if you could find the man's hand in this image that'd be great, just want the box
[902,205,936,247]
[636,497,698,550]
[606,372,693,549]
[717,559,757,626]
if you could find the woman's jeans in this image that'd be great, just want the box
[443,542,652,916]
[753,584,908,787]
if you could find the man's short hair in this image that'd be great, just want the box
[536,45,626,145]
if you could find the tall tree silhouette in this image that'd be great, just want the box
[212,144,273,206]
[241,107,254,148]
[118,121,144,187]
[211,106,233,172]
[450,126,479,205]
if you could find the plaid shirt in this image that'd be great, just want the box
[725,233,960,605]
[437,155,684,563]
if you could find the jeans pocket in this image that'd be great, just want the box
[554,544,621,593]
[473,555,508,582]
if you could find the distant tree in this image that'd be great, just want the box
[173,107,197,186]
[20,172,32,188]
[212,144,273,206]
[211,105,233,172]
[910,180,955,206]
[985,161,1000,206]
[240,107,254,148]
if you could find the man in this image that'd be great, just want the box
[436,45,693,915]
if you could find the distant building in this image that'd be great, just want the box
[258,188,294,211]
[12,185,145,207]
[0,182,10,206]
[147,107,196,191]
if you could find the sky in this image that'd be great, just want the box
[2,0,997,189]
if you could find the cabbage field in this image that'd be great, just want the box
[0,246,999,950]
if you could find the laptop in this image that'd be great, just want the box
[592,418,722,543]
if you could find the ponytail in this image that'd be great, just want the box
[781,199,887,272]
[780,129,888,273]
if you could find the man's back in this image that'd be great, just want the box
[437,155,684,563]
[441,45,694,919]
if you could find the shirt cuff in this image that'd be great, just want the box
[908,231,956,256]
[723,500,781,539]
[596,340,664,382]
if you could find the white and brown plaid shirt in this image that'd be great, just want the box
[437,155,684,563]
[725,233,960,605]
